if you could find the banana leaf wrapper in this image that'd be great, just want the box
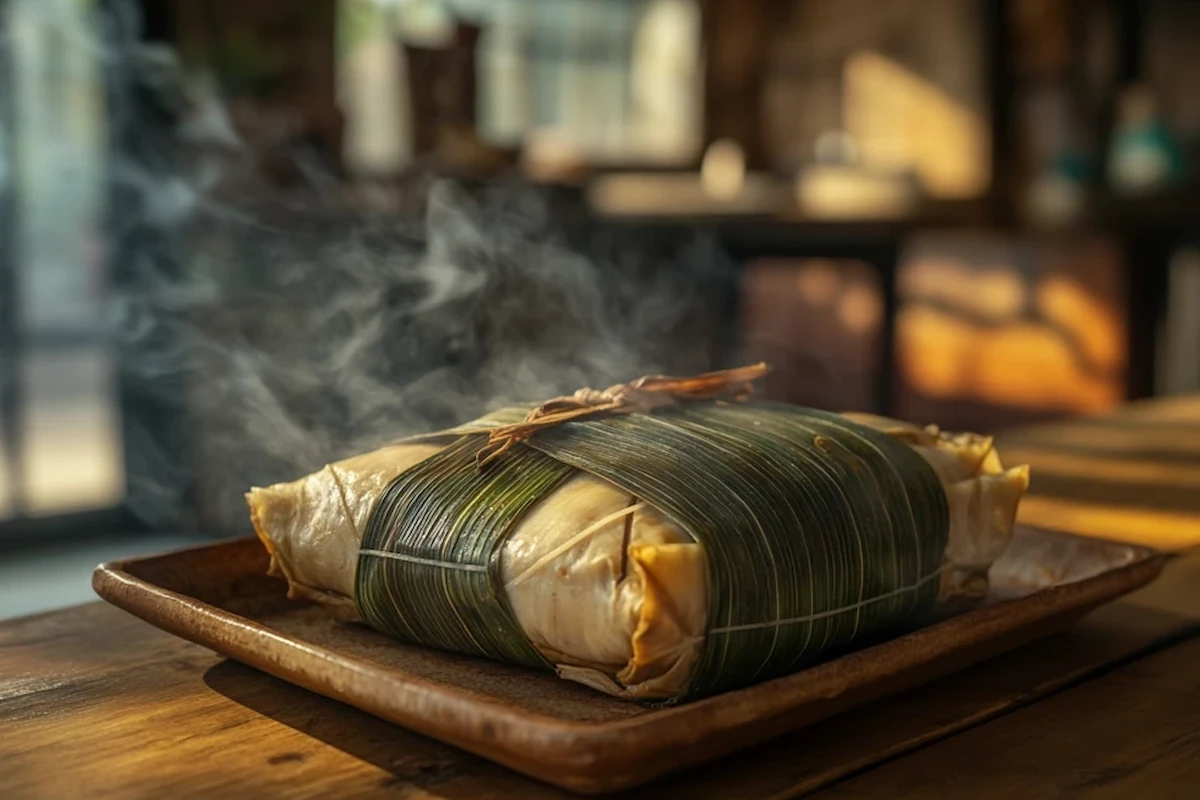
[247,382,1028,702]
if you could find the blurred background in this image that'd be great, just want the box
[1,0,1198,617]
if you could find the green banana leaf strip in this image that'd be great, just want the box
[355,435,575,668]
[522,401,949,698]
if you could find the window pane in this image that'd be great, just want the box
[4,0,117,523]
[12,0,105,332]
[19,346,123,516]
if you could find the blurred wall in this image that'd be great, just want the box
[762,0,986,196]
[739,233,1129,434]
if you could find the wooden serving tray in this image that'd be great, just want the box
[93,526,1164,794]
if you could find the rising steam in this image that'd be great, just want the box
[90,2,738,536]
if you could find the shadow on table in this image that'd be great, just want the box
[201,659,565,798]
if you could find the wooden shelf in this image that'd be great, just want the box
[585,171,991,239]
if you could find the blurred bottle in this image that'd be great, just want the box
[1021,82,1093,228]
[1108,84,1186,195]
[1027,151,1090,227]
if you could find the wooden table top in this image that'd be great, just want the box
[5,396,1200,799]
[998,393,1200,552]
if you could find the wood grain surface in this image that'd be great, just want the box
[4,394,1200,798]
[998,395,1200,550]
[1,551,1196,800]
[818,631,1200,799]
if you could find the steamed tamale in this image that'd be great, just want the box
[247,365,1029,701]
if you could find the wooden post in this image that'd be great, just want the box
[984,0,1015,227]
[165,0,344,181]
[0,0,24,517]
[701,0,773,170]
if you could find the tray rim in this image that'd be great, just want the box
[92,529,1167,793]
